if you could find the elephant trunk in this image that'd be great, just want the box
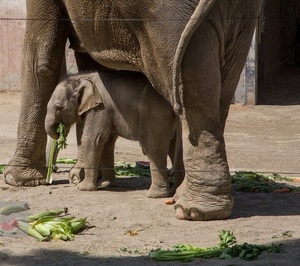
[45,113,60,140]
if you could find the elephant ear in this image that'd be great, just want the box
[77,78,103,115]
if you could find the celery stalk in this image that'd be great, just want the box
[46,138,56,184]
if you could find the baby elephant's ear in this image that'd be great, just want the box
[77,78,103,115]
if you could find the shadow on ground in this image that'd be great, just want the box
[51,174,152,192]
[231,190,300,218]
[1,238,300,266]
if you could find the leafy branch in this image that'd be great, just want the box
[150,230,284,262]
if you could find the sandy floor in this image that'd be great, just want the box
[1,91,300,266]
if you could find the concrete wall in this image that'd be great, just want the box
[0,1,77,91]
[235,30,258,105]
[0,0,26,90]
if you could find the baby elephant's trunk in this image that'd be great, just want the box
[45,113,59,140]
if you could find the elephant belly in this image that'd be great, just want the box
[89,51,141,72]
[65,1,143,72]
[111,123,139,142]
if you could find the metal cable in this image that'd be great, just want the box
[1,162,300,176]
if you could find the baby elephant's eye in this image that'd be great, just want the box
[55,104,63,115]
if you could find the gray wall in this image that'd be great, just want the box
[0,0,26,90]
[0,1,77,91]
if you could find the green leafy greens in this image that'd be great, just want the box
[0,164,5,174]
[114,161,151,177]
[232,171,300,192]
[150,230,284,262]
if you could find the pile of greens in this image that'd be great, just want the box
[17,208,87,241]
[232,171,300,192]
[0,203,88,241]
[150,230,284,262]
[114,161,151,177]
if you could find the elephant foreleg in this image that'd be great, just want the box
[77,110,110,191]
[77,138,102,191]
[4,2,68,186]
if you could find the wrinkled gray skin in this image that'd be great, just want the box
[4,0,262,220]
[45,71,185,197]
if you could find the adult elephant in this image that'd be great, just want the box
[4,0,262,221]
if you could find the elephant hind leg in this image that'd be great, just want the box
[174,192,233,221]
[98,134,118,188]
[173,20,232,220]
[143,137,171,198]
[173,5,260,220]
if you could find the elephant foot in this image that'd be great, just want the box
[174,200,233,221]
[77,180,98,191]
[98,178,116,188]
[4,160,47,186]
[173,180,233,221]
[146,184,169,198]
[69,167,84,185]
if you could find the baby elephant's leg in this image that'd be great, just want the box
[69,122,85,184]
[143,136,170,198]
[69,161,84,184]
[77,142,101,191]
[77,126,109,191]
[98,135,118,188]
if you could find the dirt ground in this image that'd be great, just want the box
[1,91,300,266]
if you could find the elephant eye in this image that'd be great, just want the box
[55,104,63,115]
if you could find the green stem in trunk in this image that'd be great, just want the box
[46,122,67,184]
[46,138,56,184]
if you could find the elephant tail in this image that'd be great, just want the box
[172,116,183,169]
[172,0,216,115]
[170,116,185,189]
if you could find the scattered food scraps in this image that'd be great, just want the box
[125,230,138,236]
[164,199,175,205]
[0,203,30,215]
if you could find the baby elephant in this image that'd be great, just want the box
[45,71,185,198]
